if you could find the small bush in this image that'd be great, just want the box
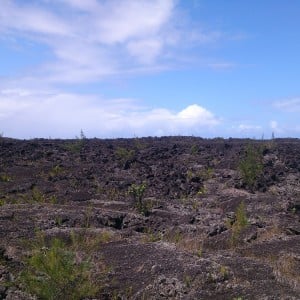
[49,165,63,178]
[64,130,86,153]
[128,183,149,215]
[190,144,199,154]
[0,173,11,182]
[230,201,248,246]
[115,147,135,162]
[20,235,99,300]
[238,145,263,190]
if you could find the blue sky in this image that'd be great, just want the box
[1,0,300,139]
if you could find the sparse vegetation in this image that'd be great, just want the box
[0,173,11,182]
[49,165,63,178]
[219,265,229,280]
[64,130,86,153]
[190,144,199,154]
[20,234,101,300]
[16,188,58,204]
[186,167,214,184]
[184,275,192,288]
[164,228,183,244]
[128,182,149,215]
[229,201,248,246]
[83,205,93,228]
[197,186,207,196]
[115,147,135,162]
[238,144,263,189]
[1,136,300,298]
[143,227,163,243]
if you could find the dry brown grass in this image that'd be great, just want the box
[273,253,300,292]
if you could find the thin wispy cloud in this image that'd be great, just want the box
[274,98,300,112]
[208,62,237,70]
[238,124,262,131]
[0,0,220,85]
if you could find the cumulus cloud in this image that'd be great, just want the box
[0,89,220,138]
[0,1,234,139]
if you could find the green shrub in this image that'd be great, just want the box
[0,173,11,182]
[20,236,99,300]
[230,201,248,246]
[238,145,263,189]
[49,165,63,178]
[190,144,199,154]
[31,187,46,203]
[128,183,149,215]
[115,147,135,162]
[64,130,86,153]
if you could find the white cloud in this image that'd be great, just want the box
[0,0,71,36]
[0,89,220,138]
[237,124,262,131]
[127,38,163,64]
[58,0,101,12]
[89,0,175,45]
[269,120,284,135]
[0,0,177,84]
[0,0,223,84]
[208,62,236,70]
[274,98,300,112]
[270,120,278,130]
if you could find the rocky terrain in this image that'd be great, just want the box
[0,136,300,299]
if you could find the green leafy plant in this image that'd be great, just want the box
[128,183,149,215]
[20,235,99,300]
[238,145,263,189]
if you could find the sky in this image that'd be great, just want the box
[1,0,300,139]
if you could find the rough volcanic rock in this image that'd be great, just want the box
[0,136,300,299]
